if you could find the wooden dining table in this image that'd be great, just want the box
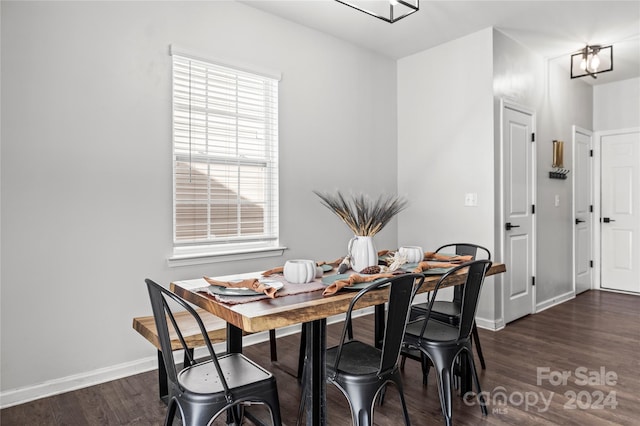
[171,262,506,426]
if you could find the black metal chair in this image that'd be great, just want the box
[145,279,282,426]
[402,260,492,426]
[402,243,491,381]
[298,273,424,426]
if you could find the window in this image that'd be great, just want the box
[171,49,280,261]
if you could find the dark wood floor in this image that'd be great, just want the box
[2,290,638,425]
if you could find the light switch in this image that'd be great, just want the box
[464,193,478,206]
[555,194,560,207]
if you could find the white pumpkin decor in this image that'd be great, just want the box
[399,246,424,264]
[284,259,317,283]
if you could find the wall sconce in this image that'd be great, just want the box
[570,45,613,79]
[335,0,419,23]
[552,140,564,168]
[550,140,569,179]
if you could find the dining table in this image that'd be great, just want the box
[170,259,506,426]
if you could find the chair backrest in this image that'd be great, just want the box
[436,243,491,305]
[418,260,492,342]
[145,279,232,395]
[331,273,424,377]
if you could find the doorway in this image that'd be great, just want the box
[573,126,593,294]
[501,100,536,324]
[599,128,640,293]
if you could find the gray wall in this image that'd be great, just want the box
[398,28,593,328]
[1,1,398,399]
[594,77,640,130]
[494,29,593,308]
[397,28,496,320]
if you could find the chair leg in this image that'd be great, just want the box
[467,349,488,416]
[400,354,407,369]
[392,375,412,426]
[269,329,278,362]
[471,323,486,369]
[157,350,169,404]
[434,364,453,426]
[164,399,178,426]
[344,387,374,426]
[420,353,431,385]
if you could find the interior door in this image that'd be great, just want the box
[574,127,593,294]
[601,129,640,293]
[502,102,535,323]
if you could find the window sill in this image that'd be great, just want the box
[167,245,287,268]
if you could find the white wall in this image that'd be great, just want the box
[0,1,398,402]
[397,28,496,321]
[594,77,640,130]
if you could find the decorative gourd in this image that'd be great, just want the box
[399,246,424,263]
[284,259,317,283]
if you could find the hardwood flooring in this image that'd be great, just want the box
[2,290,638,425]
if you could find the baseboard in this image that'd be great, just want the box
[597,287,640,296]
[536,290,575,313]
[0,307,375,409]
[475,316,505,331]
[0,357,158,409]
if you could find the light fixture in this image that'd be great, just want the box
[571,45,613,79]
[335,0,419,23]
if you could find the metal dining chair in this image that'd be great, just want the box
[297,273,424,426]
[145,279,282,426]
[402,260,492,426]
[401,243,491,383]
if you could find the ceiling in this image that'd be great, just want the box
[240,0,640,86]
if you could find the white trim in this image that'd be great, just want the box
[167,246,287,267]
[572,125,594,295]
[594,127,640,291]
[169,44,282,81]
[535,290,575,313]
[499,99,538,323]
[0,357,158,409]
[596,287,640,297]
[0,308,374,409]
[475,316,505,331]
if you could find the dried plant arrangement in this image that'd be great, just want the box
[313,190,408,237]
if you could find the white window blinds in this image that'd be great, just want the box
[172,53,279,249]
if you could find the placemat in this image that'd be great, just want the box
[203,277,327,305]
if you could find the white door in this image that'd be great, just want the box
[502,102,535,323]
[573,127,593,294]
[600,129,640,293]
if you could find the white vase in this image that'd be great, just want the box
[348,236,377,273]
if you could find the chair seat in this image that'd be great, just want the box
[405,318,460,344]
[326,341,382,377]
[178,353,273,395]
[429,301,461,318]
[413,301,460,319]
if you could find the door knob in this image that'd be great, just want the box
[602,217,616,223]
[505,222,521,231]
[575,218,586,225]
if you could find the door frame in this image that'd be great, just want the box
[595,127,640,292]
[499,99,537,323]
[572,125,593,294]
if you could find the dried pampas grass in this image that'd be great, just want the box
[314,190,408,237]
